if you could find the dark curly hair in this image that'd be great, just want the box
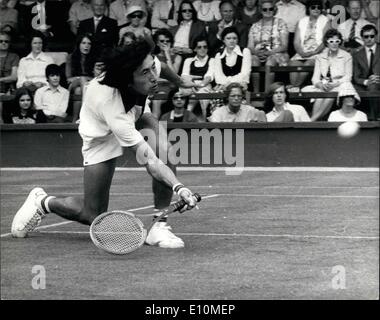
[70,33,95,77]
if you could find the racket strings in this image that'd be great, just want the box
[91,211,146,254]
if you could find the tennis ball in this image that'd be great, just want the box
[337,121,360,139]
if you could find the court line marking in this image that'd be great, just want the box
[2,185,379,189]
[1,167,379,172]
[1,192,377,199]
[216,194,378,199]
[0,194,219,238]
[23,230,380,240]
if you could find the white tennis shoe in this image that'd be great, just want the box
[145,222,185,248]
[11,187,48,238]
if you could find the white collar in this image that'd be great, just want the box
[366,44,377,52]
[272,102,289,114]
[25,52,47,61]
[45,85,63,92]
[180,20,192,26]
[194,55,208,62]
[220,46,243,58]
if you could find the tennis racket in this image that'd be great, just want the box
[90,193,201,254]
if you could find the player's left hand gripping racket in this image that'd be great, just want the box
[90,193,201,254]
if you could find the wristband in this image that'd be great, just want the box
[173,183,185,194]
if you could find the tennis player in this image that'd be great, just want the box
[11,39,199,248]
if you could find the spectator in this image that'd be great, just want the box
[11,87,36,124]
[151,0,183,31]
[361,0,379,26]
[68,0,94,35]
[119,5,153,47]
[288,0,330,90]
[151,28,182,118]
[171,0,207,60]
[109,0,147,27]
[0,0,18,36]
[0,31,19,94]
[264,82,311,121]
[248,0,289,93]
[181,36,216,121]
[236,0,261,27]
[337,0,373,51]
[78,0,118,56]
[214,26,251,92]
[144,0,155,28]
[119,30,137,47]
[353,24,380,120]
[160,88,199,122]
[66,33,95,123]
[208,82,266,122]
[34,64,70,123]
[328,84,368,121]
[16,32,54,90]
[302,29,355,121]
[275,0,306,57]
[207,0,249,56]
[192,0,222,24]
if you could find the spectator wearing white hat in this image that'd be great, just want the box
[109,0,147,27]
[118,5,153,47]
[328,85,368,122]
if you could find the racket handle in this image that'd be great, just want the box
[172,193,202,212]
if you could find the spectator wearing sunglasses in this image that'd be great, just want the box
[181,37,216,121]
[288,0,330,90]
[248,0,289,93]
[118,6,154,48]
[160,88,199,122]
[208,82,266,122]
[275,0,306,58]
[302,29,355,121]
[0,31,19,95]
[352,24,380,120]
[109,0,147,27]
[170,0,207,60]
[151,28,182,118]
[337,0,373,52]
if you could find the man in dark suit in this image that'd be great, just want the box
[77,0,118,56]
[353,24,380,120]
[207,0,248,56]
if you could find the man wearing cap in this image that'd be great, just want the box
[352,24,380,120]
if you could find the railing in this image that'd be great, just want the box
[1,65,379,103]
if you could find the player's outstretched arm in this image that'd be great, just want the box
[130,141,196,210]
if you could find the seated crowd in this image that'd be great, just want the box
[0,0,379,124]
